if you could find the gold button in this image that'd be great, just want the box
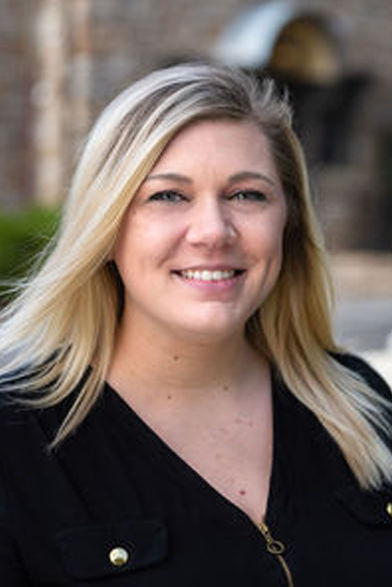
[109,546,129,567]
[386,502,392,518]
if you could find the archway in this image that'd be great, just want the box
[212,1,368,165]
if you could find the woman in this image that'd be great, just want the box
[0,62,391,586]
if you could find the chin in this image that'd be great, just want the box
[173,315,246,344]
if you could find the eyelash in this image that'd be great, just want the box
[148,190,186,203]
[228,190,267,202]
[147,190,267,203]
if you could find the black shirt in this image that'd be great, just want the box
[0,354,391,586]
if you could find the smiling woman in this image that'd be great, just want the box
[111,119,287,346]
[0,62,392,586]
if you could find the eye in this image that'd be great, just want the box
[229,190,267,202]
[148,190,187,203]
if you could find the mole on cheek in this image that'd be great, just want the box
[172,355,179,362]
[167,394,172,400]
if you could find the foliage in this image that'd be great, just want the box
[0,206,61,303]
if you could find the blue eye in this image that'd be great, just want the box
[148,190,186,203]
[230,190,266,202]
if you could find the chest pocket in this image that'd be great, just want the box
[335,485,392,527]
[55,517,168,580]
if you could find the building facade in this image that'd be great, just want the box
[1,0,392,249]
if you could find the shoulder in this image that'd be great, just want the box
[273,351,391,413]
[0,375,27,428]
[331,351,391,400]
[0,368,64,457]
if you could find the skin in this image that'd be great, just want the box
[108,119,287,524]
[113,119,287,346]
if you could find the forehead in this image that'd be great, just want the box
[150,118,279,177]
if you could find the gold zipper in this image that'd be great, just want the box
[258,520,294,587]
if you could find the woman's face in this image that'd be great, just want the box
[114,119,287,344]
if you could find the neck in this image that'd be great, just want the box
[108,311,268,404]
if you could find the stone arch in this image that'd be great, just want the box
[269,16,341,84]
[212,0,342,84]
[212,1,368,168]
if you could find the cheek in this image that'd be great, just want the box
[113,216,143,280]
[114,214,176,277]
[268,208,287,257]
[113,228,133,276]
[247,217,286,261]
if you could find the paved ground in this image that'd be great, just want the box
[330,252,392,385]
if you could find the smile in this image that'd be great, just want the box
[177,269,243,281]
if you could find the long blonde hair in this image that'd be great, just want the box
[0,62,391,488]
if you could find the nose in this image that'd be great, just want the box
[186,197,237,248]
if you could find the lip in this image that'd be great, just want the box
[172,265,245,272]
[171,267,246,294]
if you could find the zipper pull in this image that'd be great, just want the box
[258,520,294,587]
[259,520,285,554]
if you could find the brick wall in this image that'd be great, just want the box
[0,0,36,208]
[0,0,391,248]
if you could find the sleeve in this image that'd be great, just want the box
[0,397,31,586]
[0,479,30,586]
[0,529,30,586]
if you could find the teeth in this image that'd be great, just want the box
[181,269,236,281]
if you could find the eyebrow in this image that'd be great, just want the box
[146,173,192,183]
[146,170,276,186]
[227,171,276,186]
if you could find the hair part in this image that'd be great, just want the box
[0,61,391,489]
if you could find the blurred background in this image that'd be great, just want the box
[0,0,391,381]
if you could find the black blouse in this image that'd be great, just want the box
[0,354,392,586]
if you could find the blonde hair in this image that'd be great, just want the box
[0,62,391,488]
